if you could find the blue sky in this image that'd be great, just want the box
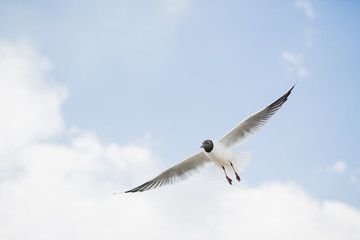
[0,1,360,239]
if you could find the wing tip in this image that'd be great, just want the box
[289,83,296,93]
[124,181,152,193]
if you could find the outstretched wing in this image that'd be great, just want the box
[125,152,210,193]
[220,85,295,149]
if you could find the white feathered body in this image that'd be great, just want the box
[204,140,233,166]
[203,140,251,177]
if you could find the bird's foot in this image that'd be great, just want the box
[230,162,241,182]
[226,176,233,185]
[235,173,241,182]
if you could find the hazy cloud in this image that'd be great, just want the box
[350,175,358,184]
[296,0,315,20]
[316,161,348,175]
[282,51,307,78]
[331,161,347,174]
[282,51,301,65]
[164,0,189,15]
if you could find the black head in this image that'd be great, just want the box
[201,140,213,153]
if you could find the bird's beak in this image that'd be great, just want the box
[200,144,204,148]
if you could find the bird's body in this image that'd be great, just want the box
[124,85,295,193]
[202,139,250,184]
[203,140,231,166]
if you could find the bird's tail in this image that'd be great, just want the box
[210,151,251,180]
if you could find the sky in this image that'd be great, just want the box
[0,0,360,239]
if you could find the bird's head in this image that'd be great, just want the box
[201,140,213,153]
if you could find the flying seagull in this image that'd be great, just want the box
[124,85,295,193]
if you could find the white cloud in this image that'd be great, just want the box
[297,67,307,78]
[331,161,347,174]
[316,161,348,175]
[282,51,301,65]
[0,41,67,154]
[282,51,307,78]
[1,42,360,240]
[296,0,315,20]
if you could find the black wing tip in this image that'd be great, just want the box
[287,81,299,96]
[289,83,296,93]
[281,83,296,99]
[124,188,144,193]
[124,181,152,193]
[284,83,296,98]
[265,83,296,115]
[285,83,296,101]
[124,178,167,193]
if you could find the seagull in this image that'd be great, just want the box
[124,85,295,193]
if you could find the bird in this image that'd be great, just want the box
[124,85,295,193]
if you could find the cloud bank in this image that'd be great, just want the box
[0,42,359,240]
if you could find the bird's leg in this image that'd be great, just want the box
[230,162,241,182]
[222,166,233,185]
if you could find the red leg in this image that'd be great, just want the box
[222,166,233,185]
[230,162,241,182]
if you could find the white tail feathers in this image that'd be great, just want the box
[210,151,251,180]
